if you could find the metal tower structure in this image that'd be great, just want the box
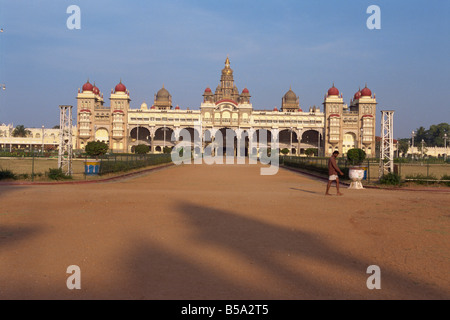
[379,110,395,178]
[58,105,73,176]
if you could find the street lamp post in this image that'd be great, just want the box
[41,125,45,154]
[137,126,139,145]
[290,127,293,155]
[444,133,448,161]
[411,130,415,159]
[163,124,166,150]
[396,140,399,158]
[421,139,425,159]
[127,124,130,153]
[360,127,364,149]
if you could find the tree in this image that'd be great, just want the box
[413,123,449,147]
[135,144,150,154]
[417,141,428,157]
[12,125,31,137]
[52,125,60,129]
[305,148,318,157]
[85,141,108,159]
[415,126,427,144]
[427,123,449,147]
[163,146,173,154]
[347,148,366,166]
[280,148,289,155]
[398,139,409,157]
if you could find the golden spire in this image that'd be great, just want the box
[222,55,233,75]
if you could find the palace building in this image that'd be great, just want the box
[75,57,377,157]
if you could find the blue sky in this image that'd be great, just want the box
[0,0,449,139]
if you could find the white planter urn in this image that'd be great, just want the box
[348,166,365,189]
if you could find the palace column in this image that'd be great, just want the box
[150,132,155,153]
[297,129,303,156]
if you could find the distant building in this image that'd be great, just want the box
[0,123,76,151]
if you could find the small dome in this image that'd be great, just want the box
[93,84,100,95]
[327,84,339,96]
[175,105,180,110]
[354,90,362,100]
[140,102,148,110]
[115,80,126,93]
[283,88,297,102]
[204,87,212,93]
[242,88,249,94]
[298,108,303,112]
[273,107,278,112]
[156,86,170,101]
[82,80,93,92]
[361,85,372,97]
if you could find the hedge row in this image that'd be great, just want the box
[99,154,172,175]
[283,158,350,180]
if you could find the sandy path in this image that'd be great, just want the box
[0,163,449,299]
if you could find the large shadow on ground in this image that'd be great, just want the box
[1,200,448,299]
[120,201,449,300]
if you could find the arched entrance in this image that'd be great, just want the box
[301,130,322,155]
[154,127,175,152]
[217,128,236,156]
[95,128,109,143]
[130,127,151,143]
[343,132,357,154]
[279,129,298,155]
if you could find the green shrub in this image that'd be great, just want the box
[48,168,72,180]
[305,148,318,157]
[85,141,109,158]
[163,146,173,154]
[134,144,150,154]
[347,148,366,166]
[280,148,289,155]
[0,169,17,180]
[379,173,402,185]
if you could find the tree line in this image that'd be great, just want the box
[397,122,449,156]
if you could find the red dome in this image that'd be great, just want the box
[354,90,362,100]
[242,88,249,94]
[298,108,303,112]
[82,81,93,92]
[327,85,339,96]
[175,105,180,110]
[273,107,278,112]
[361,86,372,97]
[204,87,212,93]
[93,85,100,95]
[115,81,126,93]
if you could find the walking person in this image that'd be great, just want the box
[326,151,344,196]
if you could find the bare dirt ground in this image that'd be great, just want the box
[0,162,449,300]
